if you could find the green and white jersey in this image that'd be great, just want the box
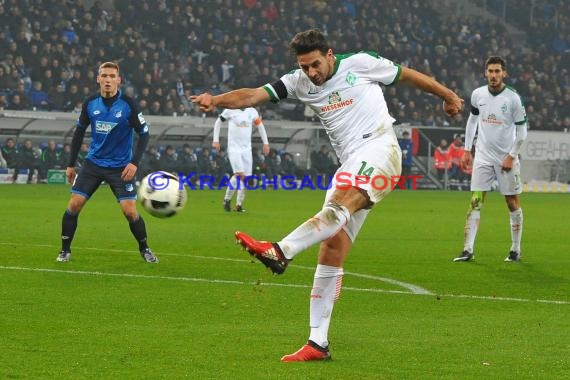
[219,107,261,151]
[470,85,527,165]
[263,52,401,163]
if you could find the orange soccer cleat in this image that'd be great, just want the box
[281,341,331,362]
[235,231,289,274]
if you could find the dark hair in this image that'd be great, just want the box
[289,29,330,56]
[485,56,506,70]
[99,61,120,75]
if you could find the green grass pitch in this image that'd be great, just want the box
[0,184,568,379]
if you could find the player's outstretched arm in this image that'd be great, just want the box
[399,67,464,117]
[191,87,270,112]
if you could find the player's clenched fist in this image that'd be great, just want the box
[443,95,464,117]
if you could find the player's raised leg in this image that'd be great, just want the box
[236,193,354,274]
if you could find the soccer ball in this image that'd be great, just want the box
[138,172,187,218]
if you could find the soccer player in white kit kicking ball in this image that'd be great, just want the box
[212,107,270,212]
[192,29,463,362]
[454,56,528,263]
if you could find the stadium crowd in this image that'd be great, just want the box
[0,0,568,131]
[0,0,568,184]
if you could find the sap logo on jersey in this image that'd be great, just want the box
[95,120,118,133]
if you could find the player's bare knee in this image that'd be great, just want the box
[505,196,519,211]
[67,197,85,213]
[123,209,139,223]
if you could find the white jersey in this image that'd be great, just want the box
[264,52,400,163]
[470,85,527,165]
[218,108,262,151]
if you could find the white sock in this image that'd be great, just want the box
[277,204,350,259]
[224,175,238,201]
[509,208,523,253]
[236,188,246,206]
[308,264,344,348]
[464,210,480,253]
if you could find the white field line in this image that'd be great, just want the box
[1,265,568,304]
[0,242,431,294]
[1,243,568,305]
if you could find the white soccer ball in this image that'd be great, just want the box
[138,172,187,218]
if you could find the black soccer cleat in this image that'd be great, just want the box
[453,250,474,262]
[504,251,521,262]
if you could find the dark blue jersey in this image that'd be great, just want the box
[77,90,149,168]
[399,139,413,166]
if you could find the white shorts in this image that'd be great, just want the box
[228,149,252,176]
[323,131,402,241]
[470,159,522,195]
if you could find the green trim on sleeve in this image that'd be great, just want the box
[515,117,527,125]
[263,85,279,103]
[387,64,402,86]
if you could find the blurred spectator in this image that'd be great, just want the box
[64,84,83,111]
[0,65,10,90]
[280,152,304,178]
[0,0,566,131]
[18,139,41,183]
[29,81,50,110]
[311,145,337,177]
[0,94,9,109]
[77,143,89,167]
[49,83,67,111]
[38,139,61,182]
[7,94,27,110]
[59,143,71,168]
[159,145,179,174]
[196,147,214,178]
[139,145,161,180]
[149,100,162,116]
[448,134,470,182]
[263,148,282,178]
[434,138,452,181]
[0,147,6,168]
[252,147,265,177]
[1,138,19,182]
[178,143,197,172]
[212,147,232,180]
[398,130,413,189]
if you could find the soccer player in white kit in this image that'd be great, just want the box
[212,107,270,212]
[192,29,463,362]
[454,56,528,263]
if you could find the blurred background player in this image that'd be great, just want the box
[57,61,157,264]
[193,29,463,362]
[398,130,413,189]
[454,56,528,263]
[212,107,269,212]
